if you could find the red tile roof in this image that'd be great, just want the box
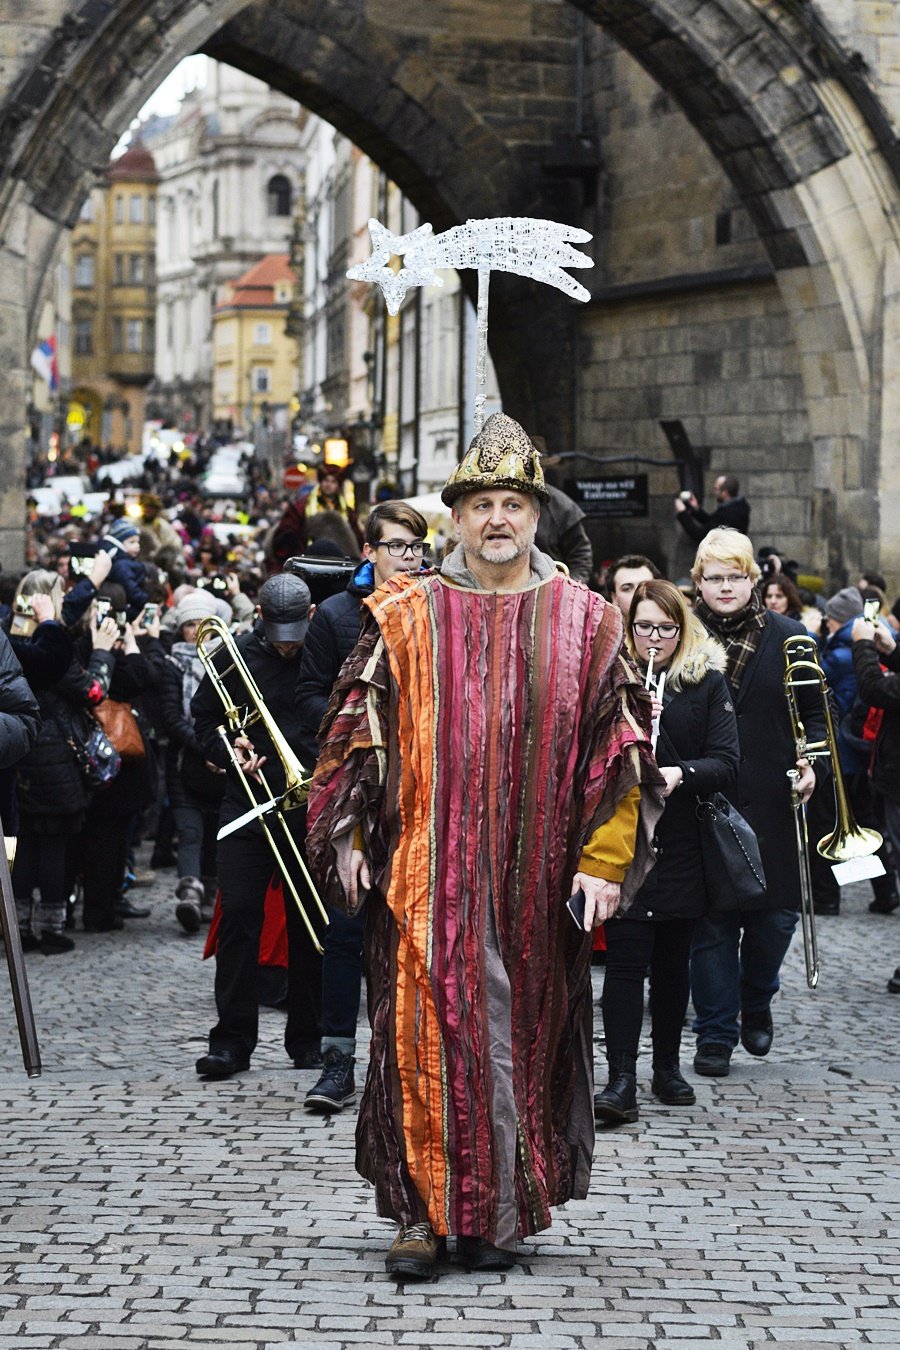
[108,139,158,183]
[217,255,295,309]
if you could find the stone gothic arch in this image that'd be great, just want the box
[1,0,898,575]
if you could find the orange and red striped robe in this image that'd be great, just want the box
[307,567,661,1246]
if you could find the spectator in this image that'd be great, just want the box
[605,555,663,619]
[760,574,802,620]
[674,474,750,544]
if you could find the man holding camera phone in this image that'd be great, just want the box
[674,475,750,544]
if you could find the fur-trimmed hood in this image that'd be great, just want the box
[674,629,728,687]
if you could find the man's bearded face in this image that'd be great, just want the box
[454,489,539,566]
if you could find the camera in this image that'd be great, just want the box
[678,490,694,504]
[197,573,229,597]
[10,596,36,638]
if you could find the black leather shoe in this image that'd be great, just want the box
[869,894,900,914]
[693,1042,732,1076]
[888,969,900,994]
[740,1009,773,1057]
[292,1044,324,1071]
[195,1050,250,1079]
[457,1235,517,1270]
[594,1065,639,1124]
[116,899,151,919]
[813,898,840,916]
[651,1059,696,1105]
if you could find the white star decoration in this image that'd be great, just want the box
[348,216,593,315]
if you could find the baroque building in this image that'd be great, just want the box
[149,64,304,433]
[212,254,297,437]
[69,141,158,454]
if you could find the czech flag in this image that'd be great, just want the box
[30,336,58,391]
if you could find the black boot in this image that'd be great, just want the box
[594,1052,638,1124]
[651,1053,696,1105]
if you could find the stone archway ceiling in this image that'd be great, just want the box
[573,0,900,270]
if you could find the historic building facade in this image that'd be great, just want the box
[69,141,158,455]
[211,253,297,431]
[150,63,304,433]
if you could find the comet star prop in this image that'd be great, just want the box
[347,216,593,432]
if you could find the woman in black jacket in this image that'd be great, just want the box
[595,579,740,1124]
[11,570,118,953]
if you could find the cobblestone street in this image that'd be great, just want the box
[0,852,897,1349]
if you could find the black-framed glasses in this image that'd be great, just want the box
[374,540,429,558]
[633,621,681,639]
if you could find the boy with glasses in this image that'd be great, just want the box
[298,501,429,1112]
[689,527,825,1076]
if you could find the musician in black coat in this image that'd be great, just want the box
[689,528,827,1077]
[191,574,323,1080]
[595,580,739,1125]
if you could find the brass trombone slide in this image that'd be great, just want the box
[195,615,329,954]
[786,768,819,989]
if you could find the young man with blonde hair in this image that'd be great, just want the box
[688,527,826,1076]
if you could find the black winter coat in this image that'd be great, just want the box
[0,630,41,770]
[626,637,740,922]
[700,609,828,912]
[192,623,307,830]
[159,646,225,808]
[851,640,900,804]
[676,495,751,544]
[15,647,115,823]
[296,561,374,763]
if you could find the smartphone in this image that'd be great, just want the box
[566,888,587,930]
[142,602,159,624]
[10,598,36,638]
[95,598,112,628]
[863,599,880,623]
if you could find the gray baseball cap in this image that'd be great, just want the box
[258,573,312,643]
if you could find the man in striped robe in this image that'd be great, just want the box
[307,414,663,1279]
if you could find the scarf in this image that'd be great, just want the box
[695,587,766,690]
[168,642,206,720]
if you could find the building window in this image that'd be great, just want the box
[129,254,145,284]
[252,366,271,394]
[112,318,123,353]
[78,197,94,223]
[148,195,156,226]
[252,323,272,346]
[267,174,291,217]
[129,194,144,224]
[165,302,174,348]
[114,254,124,285]
[75,254,94,288]
[145,318,155,354]
[126,319,143,353]
[115,195,124,224]
[74,320,93,355]
[146,253,155,285]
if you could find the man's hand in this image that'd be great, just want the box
[571,871,620,930]
[794,760,816,804]
[91,615,119,651]
[851,618,876,644]
[233,734,266,780]
[89,550,112,589]
[349,847,372,913]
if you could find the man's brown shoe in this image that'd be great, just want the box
[385,1222,445,1279]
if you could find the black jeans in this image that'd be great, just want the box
[601,914,695,1064]
[210,820,324,1062]
[320,905,365,1053]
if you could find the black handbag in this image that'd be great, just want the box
[696,793,767,909]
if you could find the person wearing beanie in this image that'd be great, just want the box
[190,571,323,1080]
[818,585,899,916]
[159,590,224,935]
[100,517,149,621]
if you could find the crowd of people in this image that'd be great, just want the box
[4,421,898,1281]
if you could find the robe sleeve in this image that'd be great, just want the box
[306,621,391,912]
[577,785,640,882]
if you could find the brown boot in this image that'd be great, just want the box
[385,1222,445,1279]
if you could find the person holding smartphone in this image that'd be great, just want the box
[595,578,740,1124]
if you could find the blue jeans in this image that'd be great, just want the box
[690,908,799,1049]
[320,905,365,1056]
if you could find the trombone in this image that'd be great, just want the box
[783,634,883,987]
[195,615,329,953]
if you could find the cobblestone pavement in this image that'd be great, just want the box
[0,850,898,1349]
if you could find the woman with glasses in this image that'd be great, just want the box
[595,578,740,1124]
